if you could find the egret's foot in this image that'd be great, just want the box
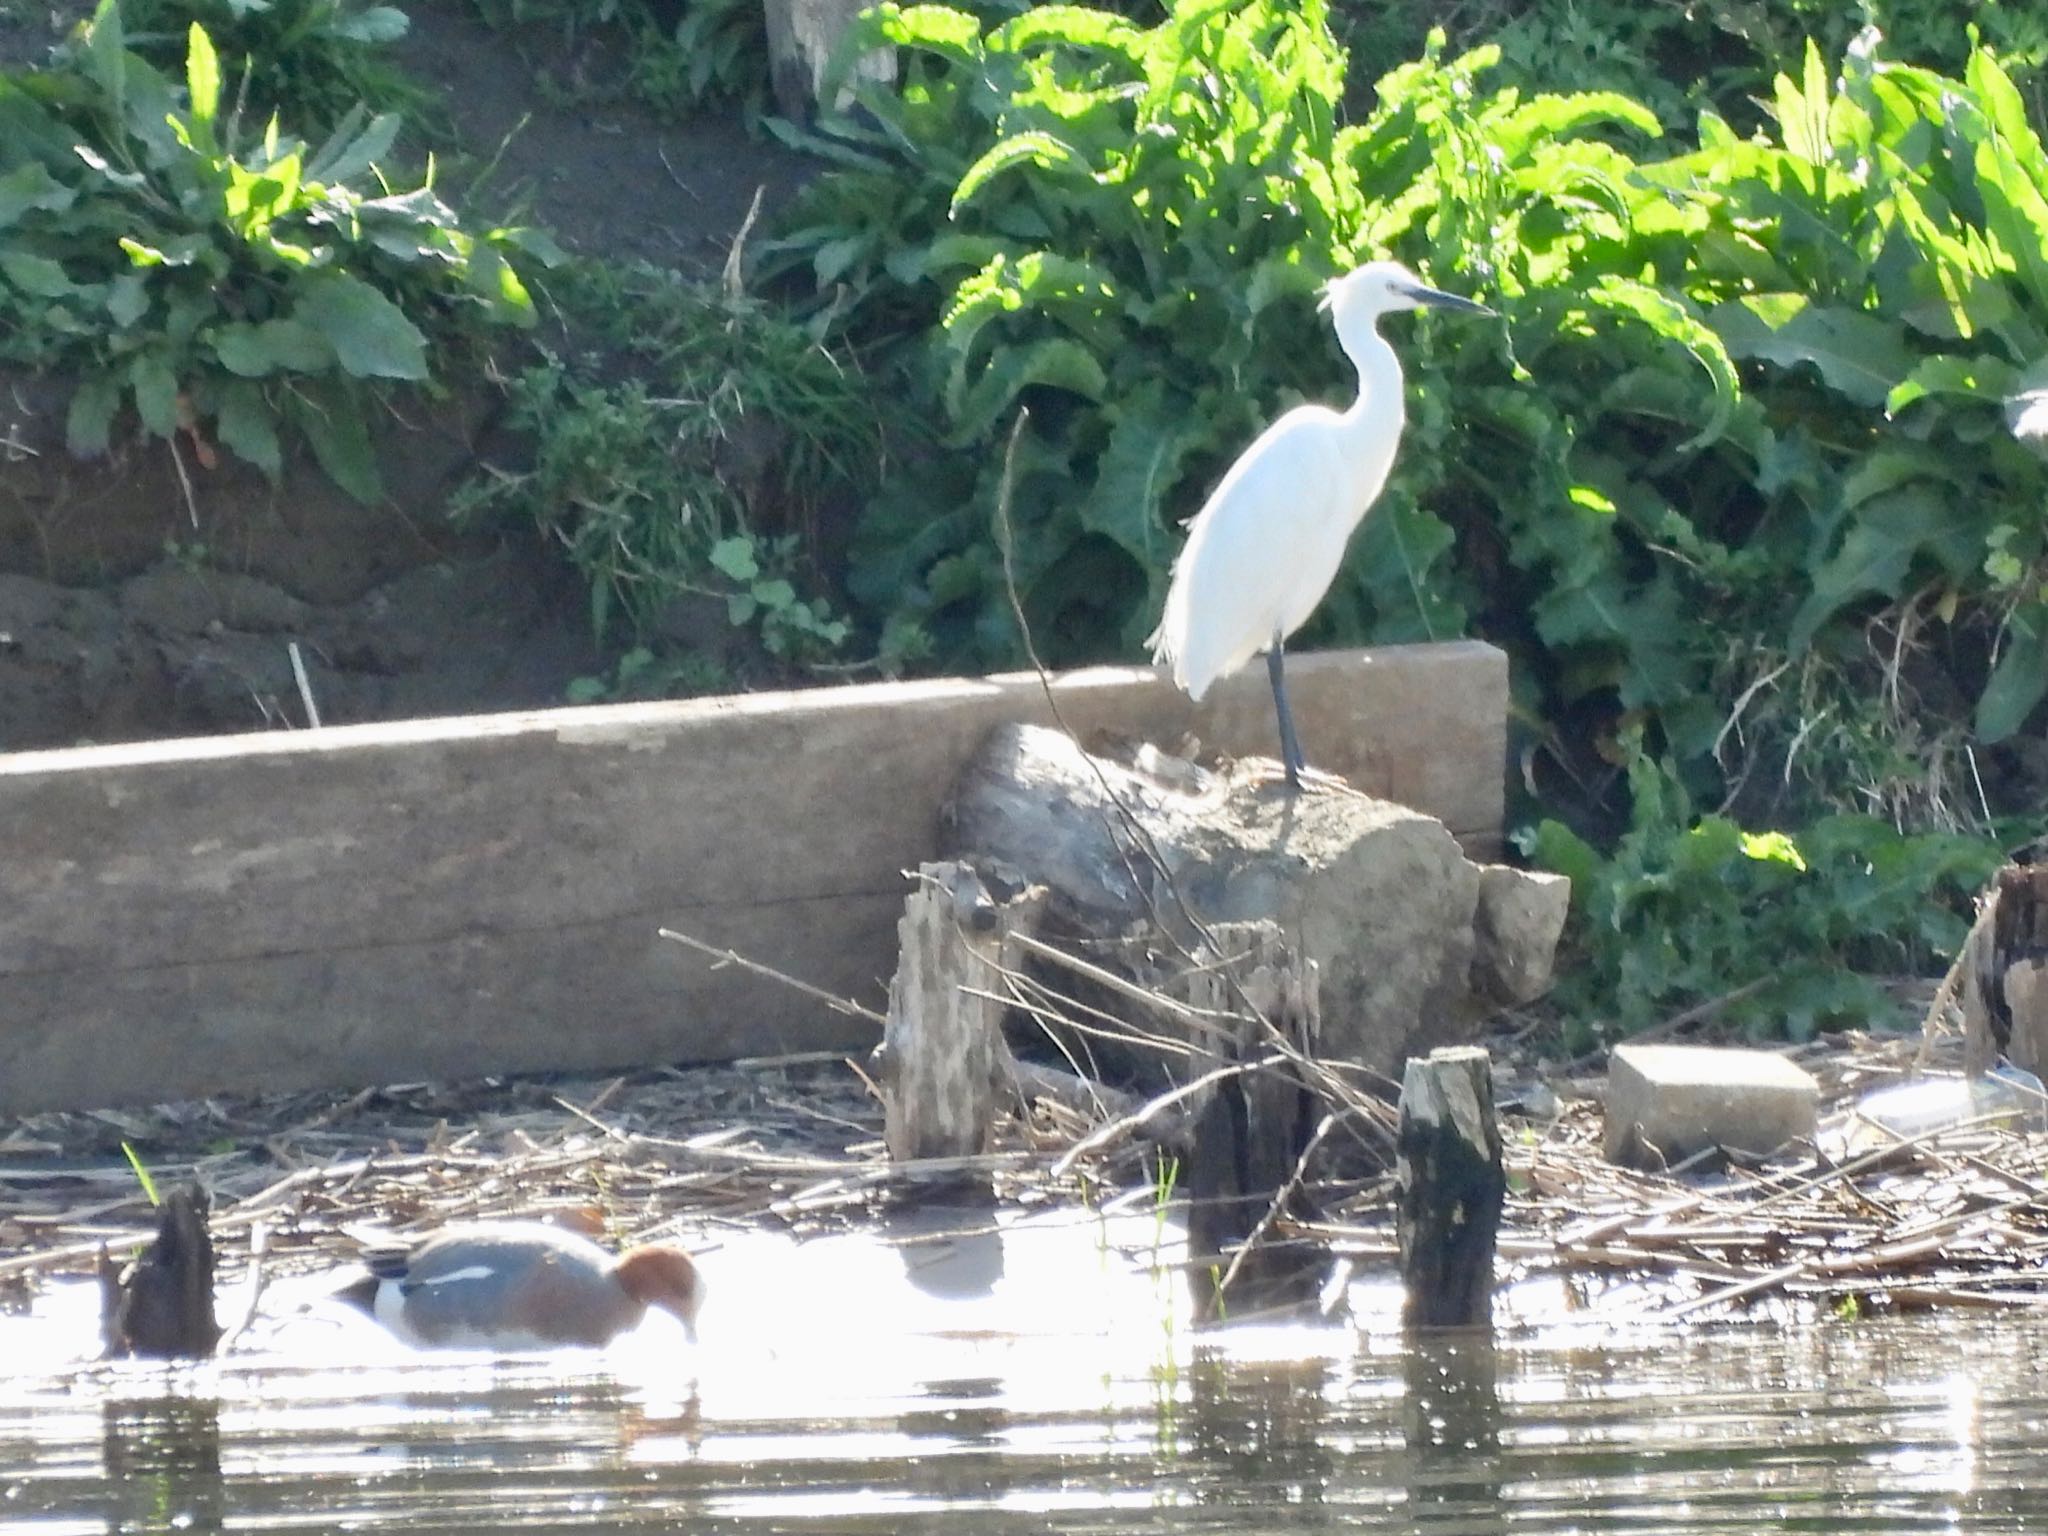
[1246,756,1342,793]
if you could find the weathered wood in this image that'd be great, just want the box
[99,1184,220,1359]
[1177,922,1325,1322]
[0,643,1504,1115]
[947,721,1562,1075]
[1396,1046,1504,1331]
[761,0,895,120]
[1960,863,2048,1079]
[872,861,1043,1161]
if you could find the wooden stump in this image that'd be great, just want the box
[761,0,896,121]
[99,1184,221,1359]
[946,722,1567,1076]
[871,860,1044,1163]
[1177,921,1326,1321]
[1396,1046,1503,1331]
[1958,863,2048,1078]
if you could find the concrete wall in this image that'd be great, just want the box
[0,643,1507,1114]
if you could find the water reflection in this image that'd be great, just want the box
[3,1210,2048,1532]
[102,1395,225,1534]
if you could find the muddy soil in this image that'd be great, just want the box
[0,0,815,751]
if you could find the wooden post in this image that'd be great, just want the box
[99,1184,221,1358]
[761,0,896,121]
[1178,921,1325,1321]
[1957,863,2048,1078]
[871,861,1043,1162]
[1396,1045,1503,1331]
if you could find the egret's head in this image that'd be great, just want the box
[1319,261,1492,343]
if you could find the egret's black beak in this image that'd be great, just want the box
[1402,282,1494,317]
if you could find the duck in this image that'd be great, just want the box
[334,1219,703,1351]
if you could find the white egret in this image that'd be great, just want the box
[1147,261,1493,790]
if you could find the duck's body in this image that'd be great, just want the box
[335,1220,703,1351]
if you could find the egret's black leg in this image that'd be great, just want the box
[1267,638,1306,791]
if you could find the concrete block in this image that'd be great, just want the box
[1605,1043,1818,1168]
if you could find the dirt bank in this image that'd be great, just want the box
[0,0,814,750]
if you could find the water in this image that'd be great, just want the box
[4,1209,2046,1533]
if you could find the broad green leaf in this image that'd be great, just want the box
[1349,495,1464,644]
[1079,389,1197,570]
[0,251,76,297]
[293,273,429,380]
[1789,487,1971,651]
[307,110,400,185]
[993,6,1144,60]
[951,132,1079,215]
[1740,830,1808,870]
[0,163,75,229]
[1589,278,1735,450]
[499,226,567,266]
[128,355,179,438]
[949,336,1107,440]
[106,273,148,328]
[66,376,120,457]
[1887,354,2016,414]
[185,23,220,151]
[464,244,535,325]
[1977,603,2048,743]
[215,381,282,480]
[875,5,983,65]
[212,318,333,376]
[1713,298,1915,409]
[82,0,127,124]
[710,537,759,581]
[290,386,381,502]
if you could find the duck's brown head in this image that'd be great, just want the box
[613,1244,704,1341]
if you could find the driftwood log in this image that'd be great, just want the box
[99,1184,221,1359]
[946,722,1568,1076]
[1396,1046,1504,1331]
[1175,922,1328,1322]
[870,861,1044,1162]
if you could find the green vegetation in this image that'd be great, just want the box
[1527,737,2007,1046]
[120,0,426,134]
[762,0,2048,1038]
[464,0,769,116]
[1336,0,2048,135]
[0,0,550,499]
[452,260,882,671]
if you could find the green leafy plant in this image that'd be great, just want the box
[0,0,553,499]
[566,644,731,702]
[771,6,2048,826]
[464,0,770,115]
[119,0,425,135]
[452,259,881,673]
[1525,734,2007,1045]
[756,0,2048,1037]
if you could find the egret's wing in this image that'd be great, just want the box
[1151,410,1348,699]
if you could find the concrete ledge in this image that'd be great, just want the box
[0,642,1507,1114]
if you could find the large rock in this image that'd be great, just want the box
[945,723,1568,1075]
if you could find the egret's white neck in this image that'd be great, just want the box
[1338,323,1403,432]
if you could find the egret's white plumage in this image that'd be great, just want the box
[1147,261,1492,787]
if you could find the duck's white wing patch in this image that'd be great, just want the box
[408,1264,498,1288]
